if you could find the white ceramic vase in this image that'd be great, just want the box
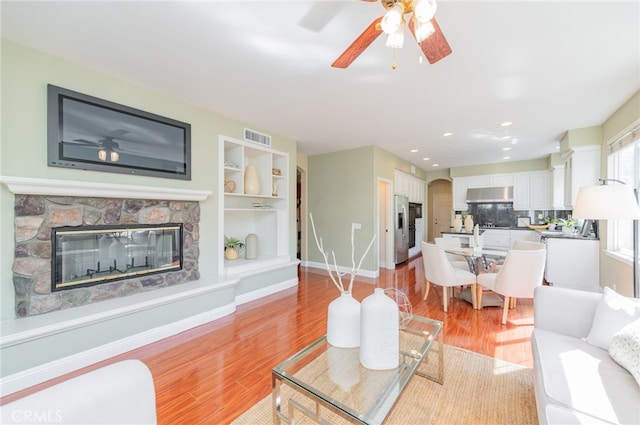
[464,215,474,233]
[359,288,399,370]
[453,214,463,233]
[327,291,361,348]
[244,165,260,195]
[245,233,258,260]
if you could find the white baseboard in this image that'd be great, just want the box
[0,304,236,397]
[235,278,298,305]
[303,261,380,279]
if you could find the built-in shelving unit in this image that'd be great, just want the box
[219,135,290,275]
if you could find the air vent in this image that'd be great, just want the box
[244,128,272,147]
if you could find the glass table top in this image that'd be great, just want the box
[272,314,443,425]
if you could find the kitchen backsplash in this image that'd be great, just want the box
[455,203,572,228]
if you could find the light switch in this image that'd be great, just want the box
[352,223,362,230]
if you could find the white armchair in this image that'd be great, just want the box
[434,237,470,270]
[476,248,546,324]
[421,241,478,311]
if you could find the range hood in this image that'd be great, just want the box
[466,186,514,203]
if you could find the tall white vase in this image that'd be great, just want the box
[244,165,260,195]
[359,288,399,370]
[464,215,474,233]
[327,291,361,348]
[453,214,463,233]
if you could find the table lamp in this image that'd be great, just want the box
[572,179,640,297]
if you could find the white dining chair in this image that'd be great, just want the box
[434,237,470,270]
[476,248,546,324]
[421,242,478,311]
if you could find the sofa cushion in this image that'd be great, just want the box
[533,328,640,424]
[585,287,640,350]
[609,318,640,387]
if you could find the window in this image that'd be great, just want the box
[607,134,639,259]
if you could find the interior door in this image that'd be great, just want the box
[432,193,452,240]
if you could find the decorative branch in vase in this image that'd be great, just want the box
[309,213,375,348]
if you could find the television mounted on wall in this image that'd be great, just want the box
[47,84,191,180]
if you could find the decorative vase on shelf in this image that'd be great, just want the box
[244,165,260,195]
[453,214,463,233]
[327,291,361,348]
[464,215,474,233]
[245,233,258,260]
[359,288,399,370]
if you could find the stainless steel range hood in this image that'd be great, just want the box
[466,186,514,203]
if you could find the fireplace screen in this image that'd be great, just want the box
[52,224,183,291]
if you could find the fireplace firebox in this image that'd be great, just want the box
[51,224,183,291]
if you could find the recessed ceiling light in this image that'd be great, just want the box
[432,163,439,167]
[442,132,453,137]
[503,156,511,160]
[423,157,430,161]
[502,147,511,151]
[500,121,513,127]
[410,149,418,153]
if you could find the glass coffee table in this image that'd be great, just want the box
[272,314,443,424]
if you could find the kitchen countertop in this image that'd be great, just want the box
[536,230,599,240]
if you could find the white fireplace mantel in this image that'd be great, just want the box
[0,176,212,201]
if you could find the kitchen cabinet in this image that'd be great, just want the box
[513,171,550,210]
[550,165,565,209]
[394,170,424,203]
[544,237,600,292]
[563,146,601,208]
[452,178,469,211]
[220,135,290,274]
[481,229,540,250]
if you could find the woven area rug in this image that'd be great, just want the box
[231,345,537,425]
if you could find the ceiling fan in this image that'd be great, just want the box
[332,0,452,69]
[61,129,131,162]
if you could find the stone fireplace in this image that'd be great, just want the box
[13,194,201,317]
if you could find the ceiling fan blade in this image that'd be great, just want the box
[299,2,345,33]
[71,138,100,146]
[409,17,452,64]
[332,17,383,68]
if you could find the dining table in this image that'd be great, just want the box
[444,247,508,308]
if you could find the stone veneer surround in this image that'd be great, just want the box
[13,195,201,317]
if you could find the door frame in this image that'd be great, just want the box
[377,177,395,269]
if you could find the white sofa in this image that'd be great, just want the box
[1,360,157,424]
[532,286,640,424]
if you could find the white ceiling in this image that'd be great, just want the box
[2,1,639,171]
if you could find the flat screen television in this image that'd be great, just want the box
[47,84,191,180]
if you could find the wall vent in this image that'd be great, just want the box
[244,128,272,147]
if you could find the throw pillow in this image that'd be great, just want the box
[585,287,640,350]
[609,318,640,387]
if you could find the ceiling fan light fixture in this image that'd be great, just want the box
[385,25,405,48]
[381,3,404,34]
[110,150,119,162]
[414,18,435,42]
[98,148,107,161]
[413,0,437,23]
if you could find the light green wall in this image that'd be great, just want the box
[559,126,603,154]
[308,147,376,272]
[0,39,297,320]
[449,157,548,178]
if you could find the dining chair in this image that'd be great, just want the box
[476,248,546,324]
[421,242,478,311]
[434,237,470,270]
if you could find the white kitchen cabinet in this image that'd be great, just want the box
[545,237,600,292]
[513,172,550,210]
[482,230,510,250]
[510,230,540,246]
[468,175,491,188]
[452,177,469,211]
[394,170,424,203]
[550,166,565,209]
[220,135,290,274]
[563,146,601,208]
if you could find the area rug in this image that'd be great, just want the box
[231,345,537,425]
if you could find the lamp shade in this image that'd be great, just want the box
[572,184,640,220]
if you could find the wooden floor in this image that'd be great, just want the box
[2,255,535,424]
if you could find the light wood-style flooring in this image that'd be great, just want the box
[2,255,535,424]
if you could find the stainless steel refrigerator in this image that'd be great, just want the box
[394,195,409,264]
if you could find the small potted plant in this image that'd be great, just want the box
[224,236,244,260]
